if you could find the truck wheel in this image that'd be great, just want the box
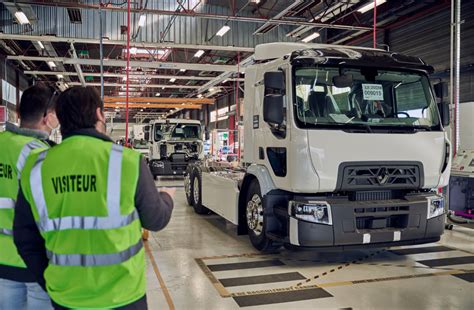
[184,170,194,206]
[192,172,210,215]
[246,180,279,252]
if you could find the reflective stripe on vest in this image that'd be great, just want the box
[47,239,143,267]
[17,140,46,179]
[0,198,15,209]
[30,144,139,232]
[0,228,13,236]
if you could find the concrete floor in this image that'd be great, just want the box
[145,177,474,310]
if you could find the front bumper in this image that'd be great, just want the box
[149,159,197,176]
[272,193,445,248]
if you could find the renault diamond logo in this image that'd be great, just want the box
[376,168,389,185]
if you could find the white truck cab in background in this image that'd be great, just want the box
[148,119,204,177]
[186,43,452,251]
[130,124,150,160]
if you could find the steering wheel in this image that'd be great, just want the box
[388,111,410,118]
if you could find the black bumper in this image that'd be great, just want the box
[149,159,197,176]
[265,193,445,248]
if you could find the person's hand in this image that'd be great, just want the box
[160,187,176,198]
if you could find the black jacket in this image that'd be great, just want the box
[12,129,173,308]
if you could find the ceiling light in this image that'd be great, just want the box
[222,79,228,84]
[216,25,231,37]
[57,74,64,79]
[197,94,203,98]
[209,87,215,92]
[155,93,160,97]
[162,87,165,90]
[194,50,205,58]
[169,78,176,83]
[47,61,56,69]
[301,32,320,43]
[37,41,45,49]
[357,0,387,14]
[140,108,144,112]
[138,14,146,27]
[14,11,30,25]
[147,102,150,105]
[180,69,186,72]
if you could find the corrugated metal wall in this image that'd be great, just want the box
[0,1,296,48]
[378,2,473,102]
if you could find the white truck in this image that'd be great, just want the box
[130,124,150,160]
[147,119,204,177]
[185,43,452,251]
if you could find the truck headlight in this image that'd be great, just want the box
[289,201,332,225]
[427,196,445,219]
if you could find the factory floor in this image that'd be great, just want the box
[145,177,474,310]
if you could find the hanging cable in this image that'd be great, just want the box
[125,0,131,145]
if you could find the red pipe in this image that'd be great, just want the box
[124,0,131,145]
[235,52,241,161]
[373,0,377,48]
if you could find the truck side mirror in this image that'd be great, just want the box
[144,125,150,141]
[434,82,448,99]
[264,71,285,92]
[438,102,450,127]
[263,95,284,126]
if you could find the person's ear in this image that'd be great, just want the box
[96,107,105,123]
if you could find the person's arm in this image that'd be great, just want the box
[135,158,174,231]
[13,189,49,291]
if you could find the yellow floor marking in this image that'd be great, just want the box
[195,258,232,297]
[144,241,176,310]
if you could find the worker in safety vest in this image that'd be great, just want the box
[13,86,174,310]
[0,84,59,310]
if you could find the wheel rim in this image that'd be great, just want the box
[246,194,263,236]
[193,177,200,204]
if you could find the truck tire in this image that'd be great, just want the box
[184,169,194,206]
[246,180,279,252]
[192,172,210,215]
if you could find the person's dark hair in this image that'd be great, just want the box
[18,83,55,124]
[56,86,103,136]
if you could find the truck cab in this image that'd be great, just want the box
[187,43,451,251]
[148,119,204,177]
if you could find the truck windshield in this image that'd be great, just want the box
[133,139,148,149]
[293,66,440,131]
[154,123,201,141]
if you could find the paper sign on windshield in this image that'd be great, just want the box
[362,84,384,101]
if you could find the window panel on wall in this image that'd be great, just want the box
[2,80,17,105]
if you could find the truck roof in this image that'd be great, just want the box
[254,42,433,73]
[149,118,201,125]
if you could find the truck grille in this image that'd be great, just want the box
[354,204,410,230]
[337,162,422,190]
[355,190,392,201]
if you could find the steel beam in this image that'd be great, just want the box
[104,97,214,104]
[0,34,254,53]
[21,71,235,81]
[7,55,238,72]
[69,43,86,86]
[68,82,201,89]
[105,103,201,109]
